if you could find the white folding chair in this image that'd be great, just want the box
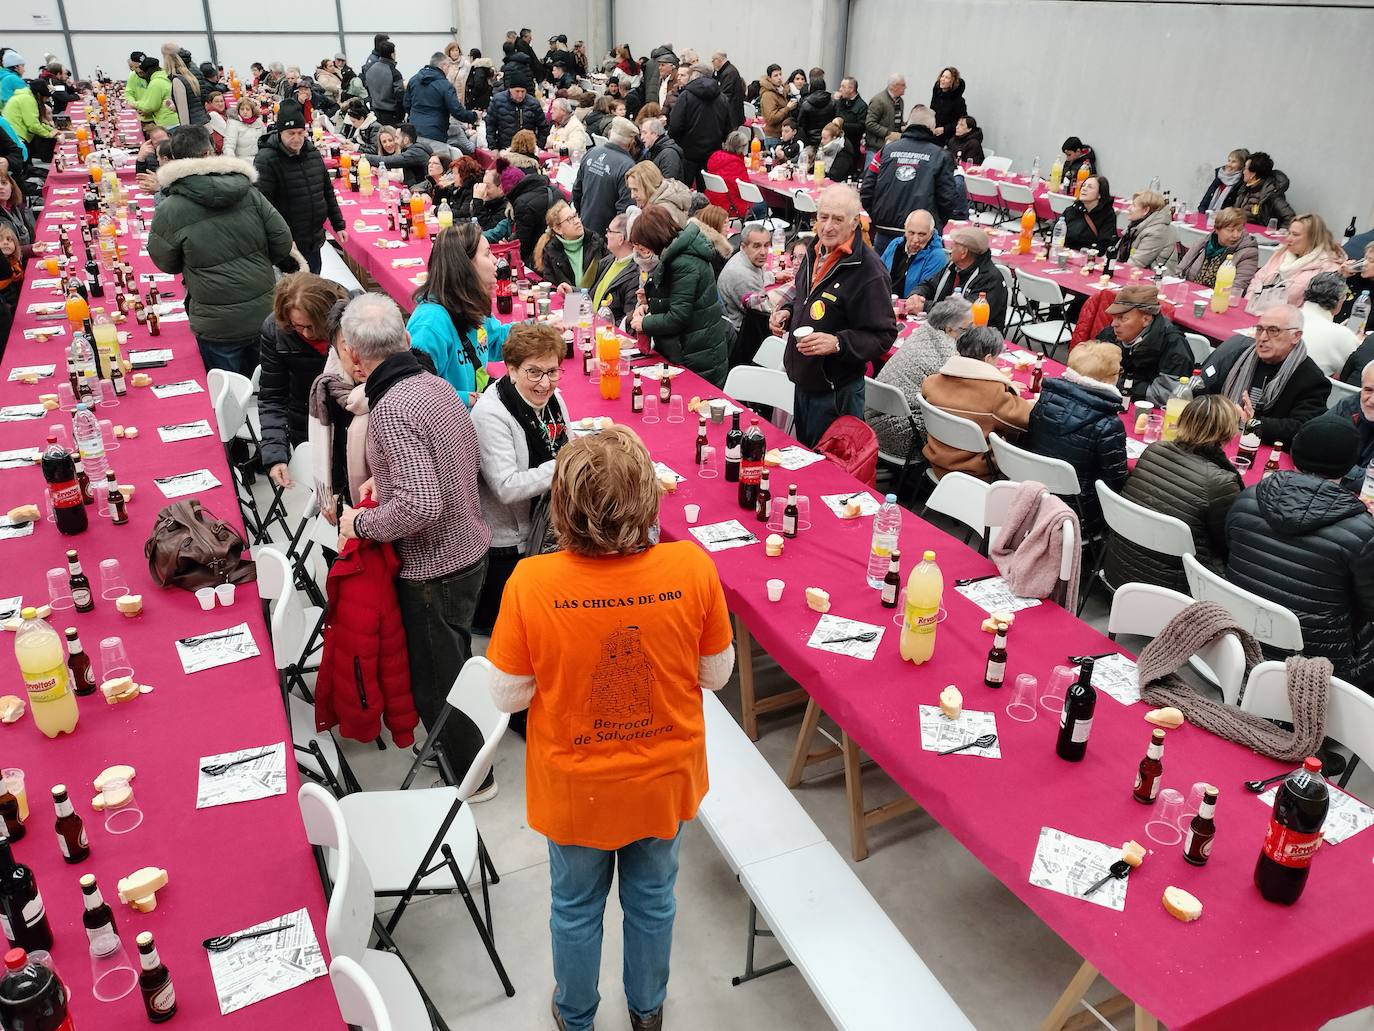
[735,178,787,231]
[700,170,729,195]
[1090,480,1196,610]
[988,432,1081,497]
[553,163,577,191]
[741,100,757,122]
[993,262,1018,331]
[916,394,989,488]
[337,657,515,996]
[258,545,325,701]
[1046,191,1076,217]
[1184,332,1213,365]
[964,176,1004,226]
[1011,271,1071,358]
[208,369,278,543]
[996,181,1035,223]
[590,133,607,147]
[982,155,1012,174]
[863,376,918,493]
[301,785,448,1031]
[752,334,786,371]
[1183,553,1304,654]
[922,470,991,549]
[724,365,794,416]
[329,956,397,1031]
[1174,223,1209,252]
[1240,661,1374,792]
[792,188,818,228]
[984,480,1078,605]
[1107,583,1248,705]
[1328,378,1359,410]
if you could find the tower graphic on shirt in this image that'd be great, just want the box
[588,625,655,720]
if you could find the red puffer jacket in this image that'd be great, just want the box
[1070,287,1176,348]
[315,502,418,747]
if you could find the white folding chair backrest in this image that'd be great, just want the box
[1108,582,1248,704]
[254,542,289,601]
[590,133,607,147]
[1328,378,1359,410]
[736,178,766,206]
[1096,481,1195,559]
[444,656,511,800]
[1184,332,1213,365]
[1047,191,1076,216]
[925,471,992,538]
[988,432,1080,496]
[863,377,910,423]
[1014,269,1066,308]
[329,955,394,1031]
[298,781,346,852]
[916,393,989,455]
[1058,517,1076,581]
[964,176,1000,205]
[326,836,377,962]
[554,163,577,191]
[741,101,757,122]
[207,369,245,444]
[1257,242,1281,267]
[1183,553,1304,652]
[1240,661,1374,771]
[792,190,818,214]
[984,480,1075,580]
[700,171,729,195]
[982,156,1012,173]
[1175,223,1208,251]
[993,262,1014,299]
[724,366,795,415]
[997,182,1034,210]
[753,335,785,370]
[260,546,311,671]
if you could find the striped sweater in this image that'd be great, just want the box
[353,371,491,580]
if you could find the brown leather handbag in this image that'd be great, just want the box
[144,501,257,590]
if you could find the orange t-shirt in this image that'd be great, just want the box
[485,541,733,850]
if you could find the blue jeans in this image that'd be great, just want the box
[194,334,258,376]
[549,826,683,1030]
[794,376,865,448]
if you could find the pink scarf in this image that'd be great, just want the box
[990,480,1082,605]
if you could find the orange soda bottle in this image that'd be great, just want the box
[971,292,990,327]
[1075,163,1091,196]
[1017,206,1036,255]
[597,329,621,400]
[409,193,427,240]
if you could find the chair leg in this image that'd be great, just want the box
[445,844,516,997]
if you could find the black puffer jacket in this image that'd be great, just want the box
[485,89,548,151]
[1330,394,1374,493]
[1096,314,1194,404]
[797,89,835,148]
[257,313,331,468]
[1230,170,1296,230]
[666,75,731,164]
[1226,472,1374,684]
[946,126,984,166]
[507,172,558,267]
[646,136,686,183]
[1103,441,1242,592]
[929,79,967,139]
[465,59,496,111]
[1062,198,1118,253]
[914,250,1008,331]
[1023,373,1128,531]
[1196,334,1329,445]
[253,133,344,253]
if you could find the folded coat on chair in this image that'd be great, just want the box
[990,480,1081,604]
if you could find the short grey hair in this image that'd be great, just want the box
[907,104,935,130]
[269,61,284,73]
[840,76,858,91]
[552,98,575,117]
[724,128,751,155]
[956,326,1004,360]
[608,213,629,236]
[887,73,905,88]
[691,63,713,80]
[641,116,666,137]
[713,50,728,61]
[430,52,449,67]
[286,64,300,76]
[927,296,973,332]
[340,293,408,361]
[1304,271,1349,314]
[741,222,771,243]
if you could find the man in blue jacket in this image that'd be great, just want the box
[405,53,477,157]
[882,209,947,307]
[860,105,965,253]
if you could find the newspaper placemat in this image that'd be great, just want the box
[954,576,1043,615]
[820,492,881,518]
[207,906,326,1015]
[806,614,884,661]
[1091,653,1141,706]
[919,705,1001,758]
[154,469,221,499]
[196,743,288,809]
[1029,827,1128,912]
[175,623,260,674]
[689,519,758,553]
[157,420,214,443]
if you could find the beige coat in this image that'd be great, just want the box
[920,355,1033,479]
[758,77,789,138]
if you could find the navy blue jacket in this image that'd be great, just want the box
[404,65,476,142]
[1024,374,1128,530]
[485,89,548,151]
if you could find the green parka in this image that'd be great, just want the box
[147,156,295,340]
[641,221,729,387]
[134,70,179,129]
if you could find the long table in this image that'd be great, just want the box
[332,196,1374,1029]
[0,118,338,1026]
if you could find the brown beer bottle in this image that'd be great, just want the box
[658,371,672,404]
[631,372,643,413]
[137,931,177,1022]
[1184,786,1219,866]
[1263,443,1283,478]
[147,308,160,337]
[881,550,901,608]
[64,628,96,696]
[984,622,1009,688]
[50,786,89,864]
[80,873,118,943]
[105,472,128,525]
[67,550,94,613]
[0,785,23,843]
[754,470,771,523]
[781,485,799,538]
[694,416,708,464]
[1132,729,1166,804]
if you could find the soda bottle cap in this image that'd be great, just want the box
[922,550,936,561]
[1303,756,1323,773]
[3,949,25,971]
[19,607,35,620]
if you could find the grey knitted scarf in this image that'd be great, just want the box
[1136,601,1330,761]
[1219,337,1309,413]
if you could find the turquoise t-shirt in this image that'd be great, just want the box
[405,300,509,406]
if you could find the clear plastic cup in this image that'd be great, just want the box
[98,636,133,683]
[57,383,76,411]
[99,558,127,600]
[666,394,685,423]
[766,579,784,602]
[46,424,69,450]
[47,567,74,610]
[99,419,119,450]
[698,445,718,479]
[1006,674,1038,722]
[195,587,216,611]
[1145,788,1185,846]
[100,777,142,834]
[1143,413,1164,444]
[2,769,28,822]
[641,394,660,424]
[1042,664,1077,714]
[683,504,700,523]
[215,583,236,606]
[795,495,812,531]
[88,932,137,1001]
[1180,781,1210,830]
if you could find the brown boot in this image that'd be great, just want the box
[551,990,568,1031]
[629,1007,663,1031]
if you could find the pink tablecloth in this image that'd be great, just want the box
[0,172,338,1025]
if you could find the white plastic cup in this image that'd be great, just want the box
[766,579,784,602]
[215,582,236,606]
[683,504,700,523]
[195,587,216,611]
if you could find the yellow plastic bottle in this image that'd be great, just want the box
[15,608,78,739]
[358,156,373,196]
[1048,156,1064,194]
[1162,378,1191,441]
[437,199,453,230]
[899,550,943,665]
[1210,255,1235,314]
[813,159,824,185]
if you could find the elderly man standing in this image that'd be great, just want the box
[254,101,346,274]
[718,222,773,364]
[861,105,963,253]
[864,74,905,154]
[1093,283,1193,402]
[572,116,637,237]
[639,117,685,183]
[405,52,478,157]
[911,226,1007,329]
[882,209,946,305]
[1198,304,1329,445]
[667,63,731,188]
[337,294,495,796]
[834,76,868,157]
[711,51,745,128]
[546,98,590,154]
[770,186,898,446]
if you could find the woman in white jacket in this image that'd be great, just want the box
[222,98,267,161]
[469,321,572,632]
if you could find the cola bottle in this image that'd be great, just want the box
[0,948,74,1031]
[41,444,88,537]
[495,258,513,315]
[1255,756,1328,905]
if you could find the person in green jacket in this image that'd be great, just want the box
[2,84,56,142]
[147,125,297,374]
[125,51,148,111]
[628,204,729,387]
[132,57,178,132]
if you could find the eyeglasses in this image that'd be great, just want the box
[556,214,581,230]
[1254,325,1298,337]
[520,365,563,384]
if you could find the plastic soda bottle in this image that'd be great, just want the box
[750,136,761,171]
[437,199,453,230]
[14,609,79,738]
[971,292,990,327]
[899,550,943,664]
[358,156,373,196]
[409,192,427,239]
[1048,156,1064,193]
[1347,291,1370,336]
[1162,377,1192,441]
[1075,163,1091,195]
[1018,206,1036,254]
[1210,255,1236,314]
[866,494,901,588]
